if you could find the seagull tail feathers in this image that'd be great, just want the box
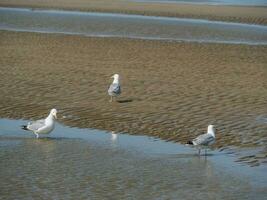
[21,125,29,131]
[186,140,194,145]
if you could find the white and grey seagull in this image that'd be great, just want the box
[108,74,121,102]
[22,108,57,138]
[187,125,216,155]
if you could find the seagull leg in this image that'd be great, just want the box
[34,132,39,139]
[198,148,201,156]
[109,96,113,102]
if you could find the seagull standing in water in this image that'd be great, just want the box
[22,108,57,138]
[187,125,216,156]
[108,74,121,102]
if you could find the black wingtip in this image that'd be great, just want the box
[186,141,193,145]
[21,125,28,130]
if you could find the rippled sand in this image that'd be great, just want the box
[0,31,267,165]
[0,0,267,25]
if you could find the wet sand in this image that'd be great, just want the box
[0,30,267,165]
[0,0,267,25]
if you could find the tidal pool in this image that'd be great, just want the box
[0,7,267,45]
[0,118,266,199]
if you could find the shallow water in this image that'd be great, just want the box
[0,118,267,199]
[133,0,267,6]
[0,7,267,45]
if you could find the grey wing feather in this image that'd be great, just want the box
[108,83,121,96]
[193,134,214,146]
[27,119,46,131]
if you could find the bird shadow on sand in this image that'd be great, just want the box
[117,99,134,103]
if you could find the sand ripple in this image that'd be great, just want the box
[0,31,267,165]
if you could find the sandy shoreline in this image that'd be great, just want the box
[0,0,267,25]
[1,30,267,165]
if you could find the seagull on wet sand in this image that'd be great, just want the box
[186,125,216,156]
[108,74,121,102]
[22,108,57,138]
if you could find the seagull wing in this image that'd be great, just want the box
[193,133,214,146]
[27,119,46,131]
[108,83,121,96]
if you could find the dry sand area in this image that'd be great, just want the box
[0,0,267,25]
[0,30,267,165]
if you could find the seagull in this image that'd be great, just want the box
[186,125,216,155]
[108,74,121,102]
[22,108,57,138]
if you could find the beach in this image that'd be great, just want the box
[1,29,267,164]
[0,0,267,166]
[0,1,267,199]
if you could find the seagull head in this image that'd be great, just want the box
[111,74,119,79]
[111,74,120,84]
[207,125,215,136]
[50,108,58,119]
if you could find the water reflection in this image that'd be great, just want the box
[111,131,118,142]
[30,138,57,154]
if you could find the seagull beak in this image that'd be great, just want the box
[54,113,57,119]
[111,75,114,78]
